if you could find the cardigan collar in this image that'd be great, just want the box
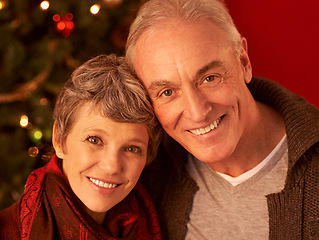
[248,77,319,171]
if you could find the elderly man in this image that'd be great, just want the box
[126,0,319,239]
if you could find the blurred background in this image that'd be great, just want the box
[0,0,318,210]
[227,0,319,109]
[0,0,145,210]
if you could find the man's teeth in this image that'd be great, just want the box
[89,177,117,189]
[189,118,221,136]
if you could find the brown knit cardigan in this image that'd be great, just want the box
[140,76,319,240]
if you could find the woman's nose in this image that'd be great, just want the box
[97,151,122,175]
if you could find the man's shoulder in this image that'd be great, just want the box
[140,138,181,186]
[140,135,191,203]
[145,134,188,169]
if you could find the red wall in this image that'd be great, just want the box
[226,0,319,108]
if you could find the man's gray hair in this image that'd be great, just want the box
[126,0,242,71]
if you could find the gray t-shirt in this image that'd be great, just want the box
[186,136,288,240]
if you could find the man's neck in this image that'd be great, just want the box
[207,101,286,177]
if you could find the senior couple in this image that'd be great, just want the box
[1,0,318,239]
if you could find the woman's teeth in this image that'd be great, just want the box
[189,117,221,136]
[89,177,117,189]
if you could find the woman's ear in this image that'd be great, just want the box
[52,121,64,158]
[239,37,253,84]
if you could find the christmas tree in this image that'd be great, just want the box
[0,0,145,210]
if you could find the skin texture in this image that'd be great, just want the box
[53,103,149,224]
[133,19,285,177]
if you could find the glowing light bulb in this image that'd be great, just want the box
[57,21,66,31]
[28,147,39,157]
[0,0,8,10]
[90,4,100,15]
[53,13,75,37]
[20,115,29,128]
[40,1,49,10]
[53,14,60,22]
[40,98,48,105]
[34,130,43,140]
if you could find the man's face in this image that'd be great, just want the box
[133,20,253,164]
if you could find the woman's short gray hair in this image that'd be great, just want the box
[53,54,162,164]
[126,0,241,70]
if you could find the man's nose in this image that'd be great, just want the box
[182,88,212,122]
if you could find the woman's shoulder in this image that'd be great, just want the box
[0,201,22,239]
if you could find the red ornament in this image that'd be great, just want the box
[53,13,74,37]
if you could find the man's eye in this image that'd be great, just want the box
[204,75,219,83]
[126,146,141,154]
[161,89,173,97]
[87,136,102,145]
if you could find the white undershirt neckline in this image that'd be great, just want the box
[216,134,287,186]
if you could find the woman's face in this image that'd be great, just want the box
[54,103,149,223]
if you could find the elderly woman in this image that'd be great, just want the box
[0,54,162,239]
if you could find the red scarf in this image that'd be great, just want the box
[19,155,162,239]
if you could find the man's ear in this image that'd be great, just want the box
[239,37,253,84]
[52,121,64,158]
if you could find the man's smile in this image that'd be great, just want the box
[188,117,221,136]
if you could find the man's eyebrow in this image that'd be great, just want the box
[147,80,174,91]
[195,60,225,79]
[146,60,225,92]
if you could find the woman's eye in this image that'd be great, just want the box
[126,146,141,154]
[87,136,102,145]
